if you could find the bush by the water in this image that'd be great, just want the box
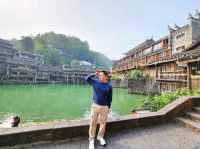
[142,89,192,111]
[111,74,125,80]
[111,69,148,81]
[192,88,200,95]
[125,69,148,80]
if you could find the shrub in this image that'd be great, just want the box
[142,89,191,111]
[192,88,200,95]
[125,69,148,80]
[111,74,125,80]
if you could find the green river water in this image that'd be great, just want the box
[0,84,146,124]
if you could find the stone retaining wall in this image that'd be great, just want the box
[0,96,199,148]
[111,79,128,88]
[128,79,159,95]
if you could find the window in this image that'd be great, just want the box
[191,62,200,75]
[160,52,166,57]
[153,42,162,51]
[136,51,142,57]
[161,64,174,72]
[176,33,185,39]
[176,46,185,51]
[143,47,152,55]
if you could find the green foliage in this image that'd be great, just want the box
[13,36,35,52]
[191,88,200,95]
[126,69,148,80]
[111,69,148,81]
[44,48,66,65]
[111,74,125,80]
[11,32,112,68]
[142,89,191,111]
[90,51,112,69]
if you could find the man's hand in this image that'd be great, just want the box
[95,69,100,76]
[108,108,112,113]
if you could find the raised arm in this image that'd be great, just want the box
[85,74,96,85]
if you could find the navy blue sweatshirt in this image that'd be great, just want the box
[85,74,112,108]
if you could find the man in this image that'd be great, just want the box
[85,70,112,149]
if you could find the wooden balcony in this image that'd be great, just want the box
[157,73,187,82]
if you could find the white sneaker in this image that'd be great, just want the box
[89,139,95,149]
[97,136,106,146]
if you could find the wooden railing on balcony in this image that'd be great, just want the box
[157,73,187,82]
[112,49,172,72]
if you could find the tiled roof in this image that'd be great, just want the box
[124,39,155,55]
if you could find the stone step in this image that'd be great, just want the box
[176,117,200,132]
[185,112,200,121]
[193,107,200,113]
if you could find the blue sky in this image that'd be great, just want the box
[0,0,199,60]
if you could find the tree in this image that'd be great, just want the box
[11,32,112,68]
[20,37,35,52]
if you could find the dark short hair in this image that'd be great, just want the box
[99,70,109,76]
[12,116,20,127]
[14,116,20,121]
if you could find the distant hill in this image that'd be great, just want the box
[11,32,112,69]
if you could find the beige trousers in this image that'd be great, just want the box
[89,103,109,140]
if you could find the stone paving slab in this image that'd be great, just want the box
[4,122,200,149]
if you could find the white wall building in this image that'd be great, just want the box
[169,10,200,55]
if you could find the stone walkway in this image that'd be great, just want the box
[7,122,200,149]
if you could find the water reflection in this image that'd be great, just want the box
[0,113,15,128]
